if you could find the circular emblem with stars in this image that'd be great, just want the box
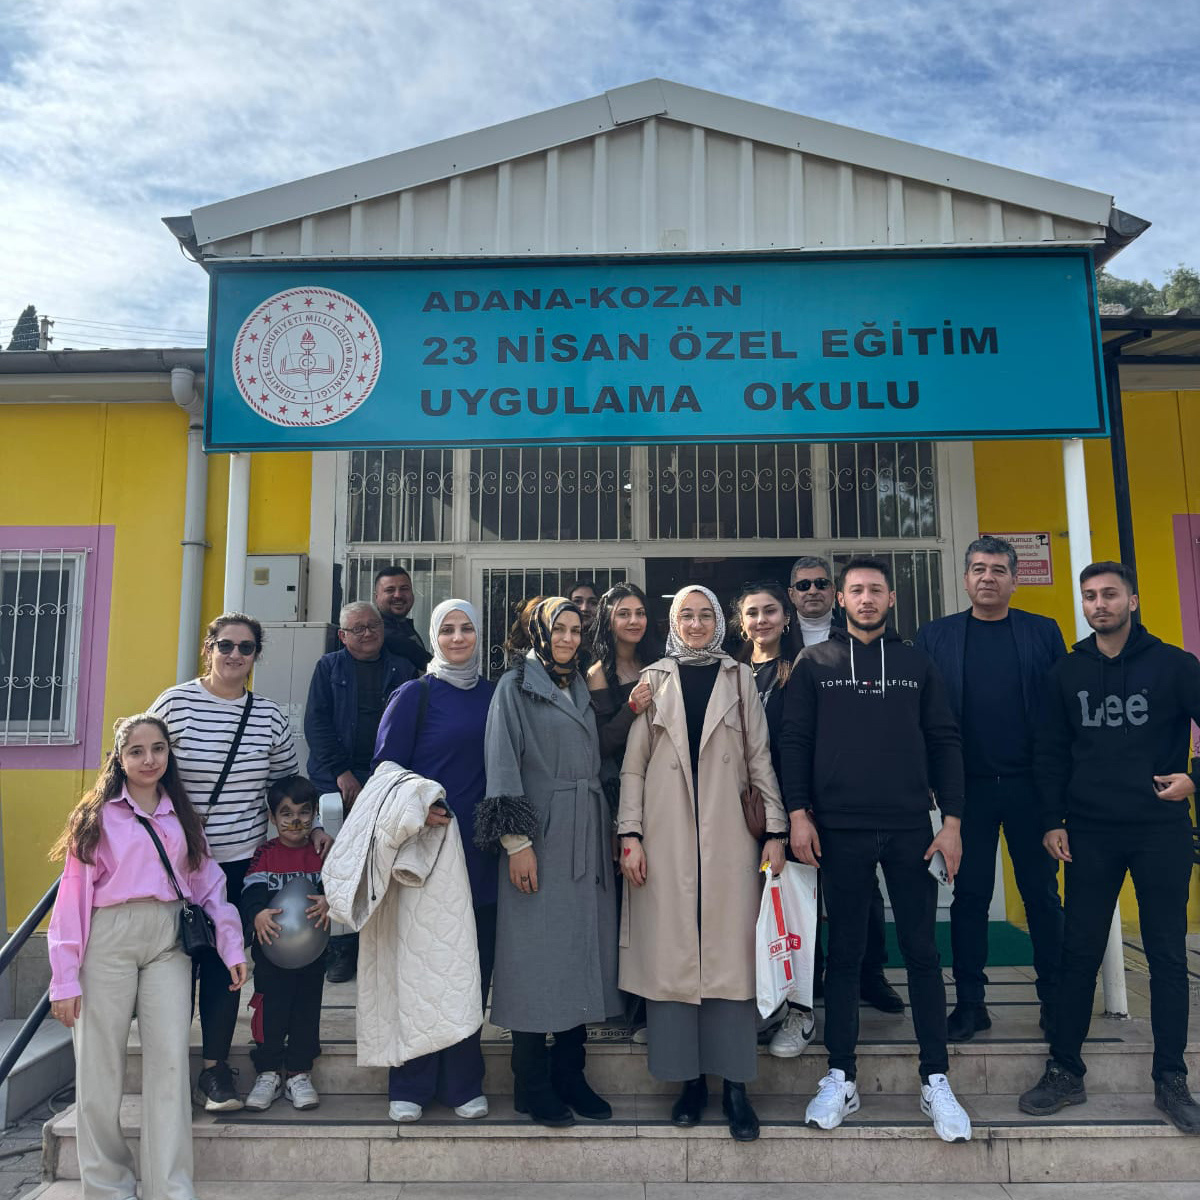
[232,287,382,427]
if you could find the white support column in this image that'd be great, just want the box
[224,452,251,613]
[1062,438,1128,1018]
[171,366,208,683]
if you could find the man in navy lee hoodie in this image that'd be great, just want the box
[1019,561,1200,1133]
[780,556,971,1143]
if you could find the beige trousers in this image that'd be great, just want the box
[74,899,193,1200]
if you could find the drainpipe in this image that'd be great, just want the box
[1062,438,1128,1017]
[171,367,208,683]
[224,453,251,613]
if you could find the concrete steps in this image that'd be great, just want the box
[43,1089,1198,1185]
[0,1018,73,1126]
[41,969,1200,1186]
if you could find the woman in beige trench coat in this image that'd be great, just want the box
[618,585,787,1141]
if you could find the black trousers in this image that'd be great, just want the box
[1051,818,1193,1081]
[812,873,888,985]
[951,774,1064,1005]
[196,858,249,1062]
[250,944,325,1073]
[821,826,948,1082]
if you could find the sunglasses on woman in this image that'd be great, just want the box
[790,578,831,592]
[214,639,257,656]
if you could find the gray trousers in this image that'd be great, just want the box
[74,899,194,1200]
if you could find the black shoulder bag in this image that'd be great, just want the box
[135,816,219,958]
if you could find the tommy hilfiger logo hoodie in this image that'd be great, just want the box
[779,627,965,830]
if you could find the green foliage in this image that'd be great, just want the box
[6,304,39,351]
[1097,264,1200,314]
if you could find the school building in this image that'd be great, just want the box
[2,79,1197,943]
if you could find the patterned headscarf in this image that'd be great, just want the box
[666,584,728,665]
[426,598,482,690]
[529,596,584,687]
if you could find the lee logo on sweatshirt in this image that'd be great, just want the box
[1076,690,1149,727]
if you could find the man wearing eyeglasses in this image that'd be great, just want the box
[304,600,415,981]
[787,556,902,1015]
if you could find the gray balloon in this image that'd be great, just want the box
[261,875,330,969]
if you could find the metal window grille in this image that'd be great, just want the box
[647,443,817,540]
[348,449,454,543]
[469,446,632,542]
[829,549,944,641]
[829,441,939,539]
[1,549,86,745]
[480,566,628,678]
[343,554,455,638]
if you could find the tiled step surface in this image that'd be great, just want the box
[122,975,1197,1099]
[23,1181,1200,1200]
[45,1090,1200,1185]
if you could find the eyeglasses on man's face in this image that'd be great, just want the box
[342,623,383,638]
[215,639,257,656]
[790,578,831,593]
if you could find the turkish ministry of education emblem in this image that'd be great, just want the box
[232,287,382,427]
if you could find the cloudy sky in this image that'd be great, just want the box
[1,0,1196,349]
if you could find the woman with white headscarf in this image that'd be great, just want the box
[618,585,788,1142]
[372,599,496,1123]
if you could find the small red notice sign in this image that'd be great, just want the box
[982,531,1054,586]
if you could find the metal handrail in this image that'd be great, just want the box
[0,876,62,1090]
[0,877,60,977]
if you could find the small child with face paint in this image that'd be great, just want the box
[240,775,330,1111]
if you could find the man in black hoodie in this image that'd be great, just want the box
[781,556,971,1142]
[1019,561,1200,1133]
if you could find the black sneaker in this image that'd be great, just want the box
[194,1062,243,1112]
[947,1002,991,1042]
[1018,1062,1086,1115]
[1155,1072,1200,1134]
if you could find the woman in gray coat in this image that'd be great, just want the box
[476,596,620,1128]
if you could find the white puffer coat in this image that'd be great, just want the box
[322,761,482,1066]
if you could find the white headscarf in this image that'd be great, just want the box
[426,598,483,689]
[665,585,728,665]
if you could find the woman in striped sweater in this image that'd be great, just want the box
[150,611,324,1110]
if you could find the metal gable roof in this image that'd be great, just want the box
[168,78,1145,264]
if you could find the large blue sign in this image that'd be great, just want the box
[205,249,1106,450]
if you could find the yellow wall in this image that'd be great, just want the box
[0,402,312,924]
[974,389,1200,931]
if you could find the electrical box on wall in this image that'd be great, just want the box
[244,554,308,622]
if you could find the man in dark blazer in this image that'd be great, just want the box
[916,535,1066,1042]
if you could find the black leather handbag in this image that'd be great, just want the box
[137,816,218,958]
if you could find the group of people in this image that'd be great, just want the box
[44,542,1200,1198]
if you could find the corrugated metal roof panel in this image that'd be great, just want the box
[202,117,1111,262]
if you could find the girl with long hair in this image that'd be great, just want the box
[48,714,246,1200]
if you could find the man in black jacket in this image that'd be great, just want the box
[374,566,433,672]
[781,556,971,1142]
[916,535,1066,1041]
[1020,561,1200,1133]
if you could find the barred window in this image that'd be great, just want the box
[1,550,86,744]
[343,554,454,636]
[348,449,454,543]
[469,447,632,542]
[829,441,939,539]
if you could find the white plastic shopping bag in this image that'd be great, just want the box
[755,862,819,1017]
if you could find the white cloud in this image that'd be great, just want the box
[1,0,1197,346]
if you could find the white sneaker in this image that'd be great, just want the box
[244,1071,282,1111]
[805,1069,860,1130]
[454,1094,489,1119]
[769,1007,816,1058]
[921,1073,972,1143]
[285,1072,320,1110]
[631,1025,648,1044]
[389,1100,422,1122]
